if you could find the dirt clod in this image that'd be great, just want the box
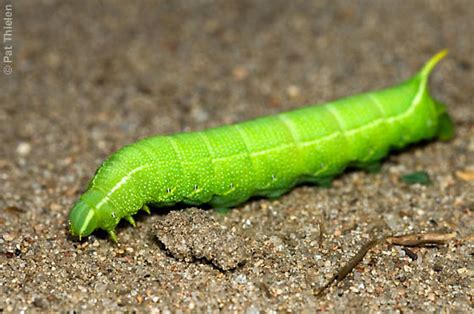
[154,208,248,271]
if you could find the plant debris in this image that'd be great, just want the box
[402,247,418,260]
[455,169,474,181]
[2,206,26,215]
[401,171,432,185]
[316,231,458,296]
[316,239,381,296]
[385,232,457,246]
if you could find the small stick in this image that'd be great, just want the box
[3,206,26,215]
[402,247,418,260]
[315,231,458,296]
[316,239,380,296]
[385,232,457,247]
[318,221,325,248]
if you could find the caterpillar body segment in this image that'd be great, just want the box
[69,51,454,241]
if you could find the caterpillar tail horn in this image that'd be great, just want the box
[419,49,448,78]
[417,50,454,141]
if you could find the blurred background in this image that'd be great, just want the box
[1,1,472,164]
[0,0,472,311]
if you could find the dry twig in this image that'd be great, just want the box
[385,232,457,246]
[315,231,458,296]
[315,239,381,296]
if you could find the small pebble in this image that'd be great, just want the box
[287,85,301,98]
[3,233,15,241]
[16,142,31,156]
[232,66,249,80]
[432,263,443,272]
[234,274,247,284]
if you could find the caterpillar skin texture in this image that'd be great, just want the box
[69,51,454,241]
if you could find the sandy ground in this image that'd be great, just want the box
[1,0,473,312]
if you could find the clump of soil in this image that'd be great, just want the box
[154,208,249,271]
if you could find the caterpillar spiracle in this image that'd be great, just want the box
[69,51,454,241]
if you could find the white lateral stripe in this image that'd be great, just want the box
[96,165,147,209]
[79,209,95,234]
[387,80,425,123]
[301,132,339,147]
[187,81,425,166]
[345,119,381,136]
[251,143,293,156]
[299,82,424,148]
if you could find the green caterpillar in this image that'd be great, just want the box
[69,51,454,241]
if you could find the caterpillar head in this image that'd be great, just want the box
[69,199,99,241]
